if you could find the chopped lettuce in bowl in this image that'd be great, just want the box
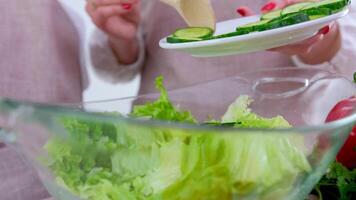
[44,77,311,200]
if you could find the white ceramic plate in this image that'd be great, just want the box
[159,9,348,57]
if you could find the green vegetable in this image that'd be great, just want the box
[252,12,309,32]
[303,0,350,14]
[44,77,311,200]
[309,15,327,20]
[213,29,248,39]
[235,20,271,34]
[167,27,214,43]
[132,76,196,123]
[305,7,332,20]
[167,36,203,43]
[313,162,356,200]
[220,95,291,128]
[173,27,214,39]
[303,7,332,19]
[261,9,282,20]
[281,2,314,16]
[233,12,310,34]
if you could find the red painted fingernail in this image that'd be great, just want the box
[236,8,247,16]
[319,25,330,35]
[261,2,277,12]
[121,3,132,10]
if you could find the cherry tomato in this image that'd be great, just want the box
[325,96,356,169]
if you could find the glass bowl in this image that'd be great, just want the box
[0,67,355,200]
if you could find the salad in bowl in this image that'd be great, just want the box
[0,68,355,200]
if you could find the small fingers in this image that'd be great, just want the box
[298,33,324,47]
[236,6,255,17]
[269,22,333,55]
[318,23,334,35]
[87,4,132,28]
[261,0,286,13]
[104,16,138,40]
[122,5,140,24]
[93,0,139,6]
[269,33,324,55]
[87,0,138,13]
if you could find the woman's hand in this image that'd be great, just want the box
[237,0,341,65]
[86,0,141,65]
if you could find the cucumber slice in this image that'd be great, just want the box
[167,36,203,43]
[309,15,327,20]
[173,27,214,39]
[236,20,271,33]
[260,13,310,31]
[216,20,271,39]
[280,12,310,26]
[281,2,314,16]
[302,0,349,13]
[213,31,245,39]
[303,7,332,16]
[261,9,282,20]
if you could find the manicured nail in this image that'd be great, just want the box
[261,2,277,12]
[121,3,132,10]
[319,25,330,35]
[236,8,247,16]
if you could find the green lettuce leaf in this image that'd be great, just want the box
[315,162,356,200]
[222,95,291,128]
[132,76,196,123]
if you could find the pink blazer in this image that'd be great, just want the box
[0,0,82,104]
[0,1,82,200]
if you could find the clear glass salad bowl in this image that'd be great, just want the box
[0,67,355,200]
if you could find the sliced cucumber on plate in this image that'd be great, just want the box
[233,12,310,34]
[173,27,214,39]
[167,27,213,43]
[260,12,310,31]
[167,0,350,44]
[303,7,332,16]
[309,15,327,20]
[235,20,271,34]
[303,0,350,13]
[261,9,282,20]
[213,31,246,39]
[167,36,203,43]
[279,12,310,26]
[281,2,314,16]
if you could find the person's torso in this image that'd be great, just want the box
[140,0,293,94]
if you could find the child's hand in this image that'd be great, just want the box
[236,0,341,65]
[86,0,141,64]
